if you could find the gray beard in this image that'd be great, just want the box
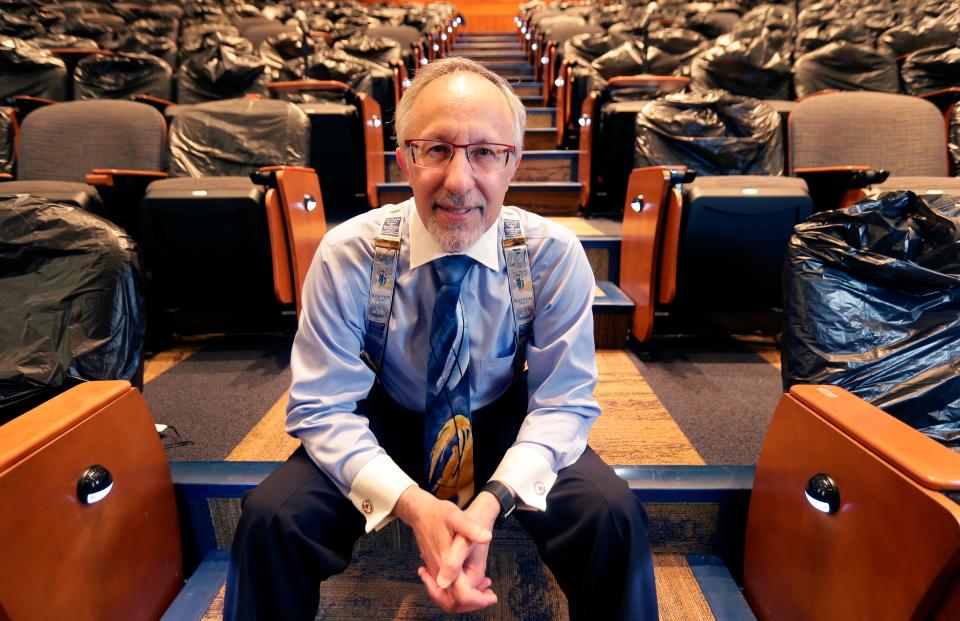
[427,210,485,253]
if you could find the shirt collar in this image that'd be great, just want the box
[407,198,500,272]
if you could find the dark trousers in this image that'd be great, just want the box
[224,378,658,620]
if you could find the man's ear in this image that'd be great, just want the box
[396,146,409,179]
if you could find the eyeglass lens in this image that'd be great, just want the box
[409,140,511,172]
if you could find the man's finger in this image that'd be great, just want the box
[437,535,472,589]
[450,511,492,544]
[418,566,457,613]
[449,572,498,610]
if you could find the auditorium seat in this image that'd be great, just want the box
[0,194,144,424]
[138,97,326,333]
[72,51,174,101]
[788,91,960,210]
[0,98,166,230]
[619,167,811,342]
[793,41,901,99]
[0,36,69,102]
[268,79,385,216]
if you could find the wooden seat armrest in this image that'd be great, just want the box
[12,95,57,120]
[253,166,327,315]
[790,385,960,490]
[916,86,960,115]
[577,89,600,208]
[266,80,352,95]
[606,75,689,96]
[49,48,113,60]
[793,166,888,212]
[555,60,572,148]
[359,93,385,209]
[85,169,168,187]
[132,94,175,112]
[620,166,683,342]
[0,173,12,180]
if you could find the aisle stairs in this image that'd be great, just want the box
[378,30,634,347]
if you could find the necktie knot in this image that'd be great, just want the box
[433,254,474,288]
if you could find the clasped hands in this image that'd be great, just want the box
[394,486,503,613]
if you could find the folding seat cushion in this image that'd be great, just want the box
[0,37,69,101]
[140,98,311,320]
[0,194,144,423]
[73,52,174,101]
[793,41,901,98]
[0,99,165,213]
[671,175,812,310]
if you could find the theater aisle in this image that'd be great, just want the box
[142,336,778,466]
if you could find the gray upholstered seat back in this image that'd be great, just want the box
[17,100,166,182]
[788,92,948,176]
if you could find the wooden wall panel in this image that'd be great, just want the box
[360,0,519,32]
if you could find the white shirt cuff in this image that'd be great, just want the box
[489,445,557,511]
[347,454,418,532]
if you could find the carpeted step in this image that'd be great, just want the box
[525,127,558,150]
[450,50,528,61]
[195,552,742,620]
[509,81,543,97]
[526,106,557,129]
[376,181,582,217]
[594,280,634,348]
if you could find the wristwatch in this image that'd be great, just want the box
[480,480,516,525]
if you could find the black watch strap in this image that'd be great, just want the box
[481,480,516,525]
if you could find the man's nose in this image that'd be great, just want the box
[442,148,476,194]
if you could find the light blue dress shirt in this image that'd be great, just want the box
[287,199,600,530]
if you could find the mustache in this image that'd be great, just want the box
[433,191,485,209]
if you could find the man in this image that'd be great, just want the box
[225,57,657,620]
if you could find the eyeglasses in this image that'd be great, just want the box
[405,139,516,173]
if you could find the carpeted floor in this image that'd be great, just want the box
[144,336,780,465]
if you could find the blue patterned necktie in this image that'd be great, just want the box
[425,254,475,506]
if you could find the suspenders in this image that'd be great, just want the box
[360,205,535,379]
[360,205,404,377]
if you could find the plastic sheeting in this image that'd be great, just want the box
[0,194,144,415]
[278,48,392,106]
[793,41,900,98]
[0,37,68,100]
[167,98,309,177]
[74,52,173,100]
[689,36,793,100]
[950,105,960,177]
[878,21,957,57]
[177,33,268,104]
[634,90,784,175]
[0,108,13,175]
[591,40,679,80]
[783,192,960,447]
[333,34,401,68]
[116,31,178,68]
[901,45,960,96]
